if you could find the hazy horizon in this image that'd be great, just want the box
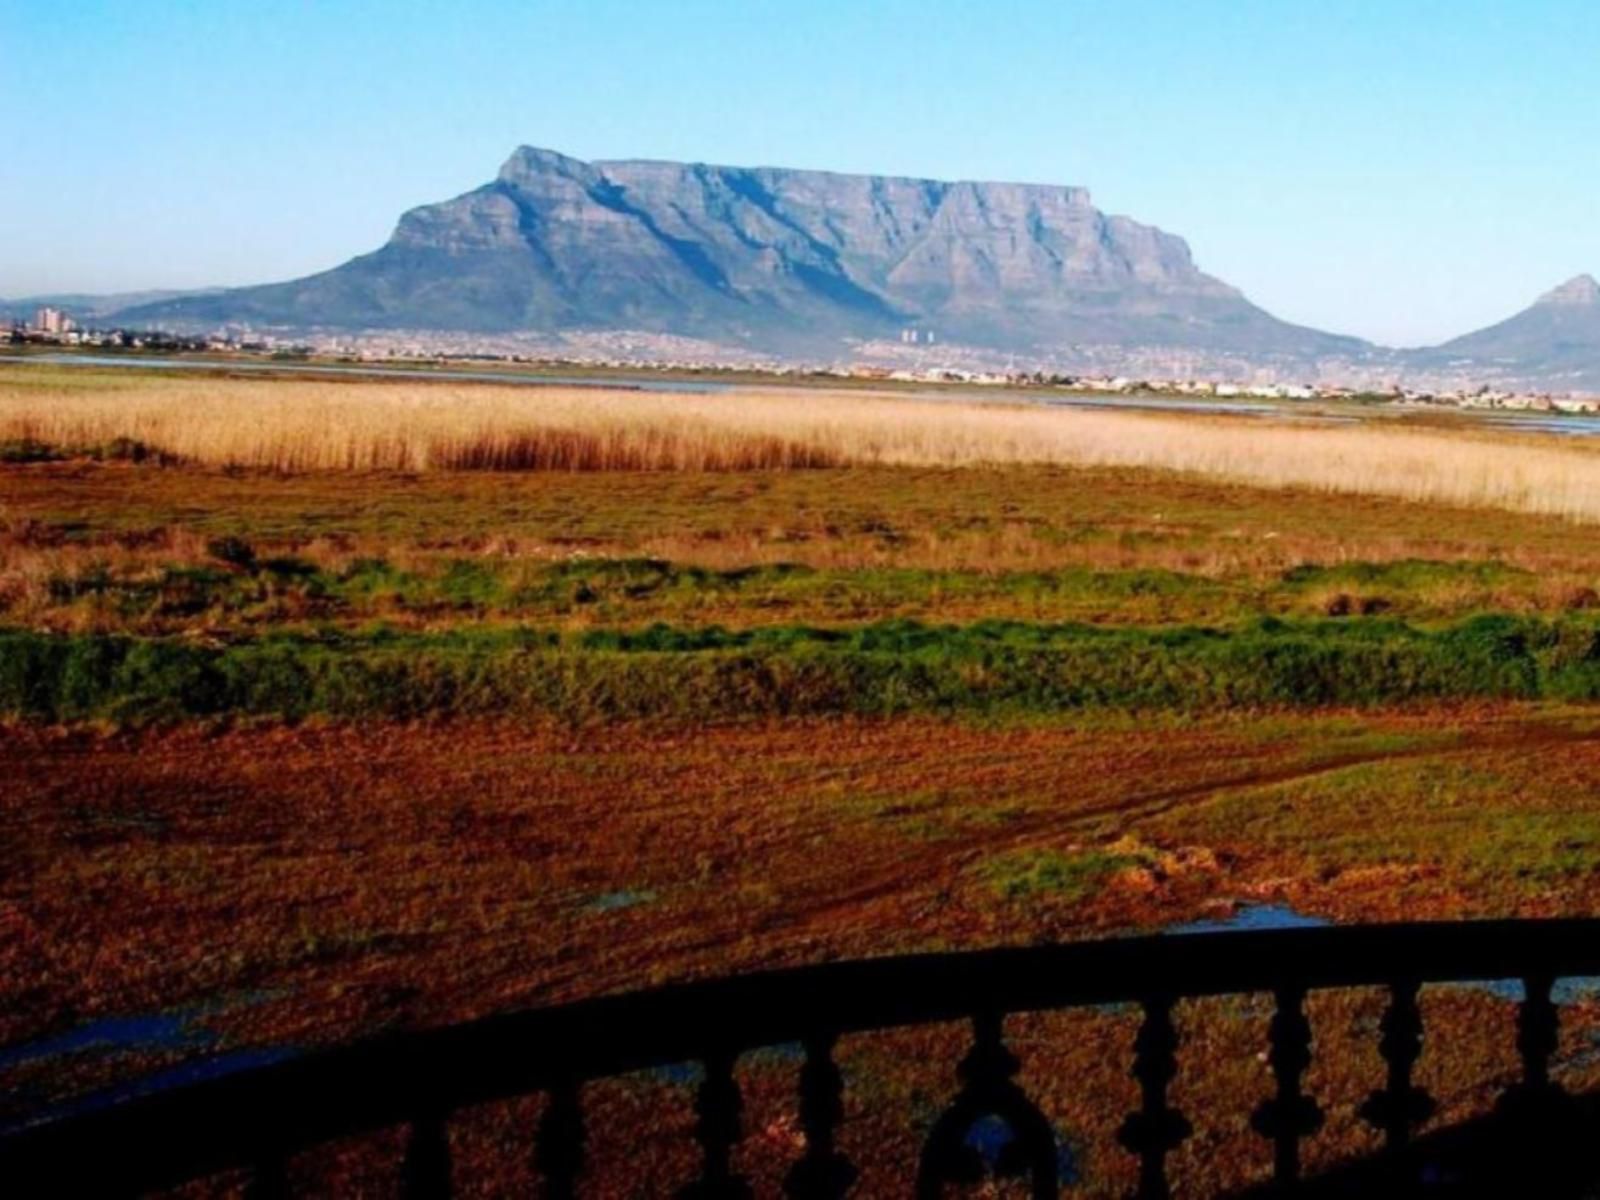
[4,0,1597,346]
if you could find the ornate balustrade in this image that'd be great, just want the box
[5,918,1600,1197]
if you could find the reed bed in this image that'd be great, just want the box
[6,375,1600,521]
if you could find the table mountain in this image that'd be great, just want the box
[118,147,1363,360]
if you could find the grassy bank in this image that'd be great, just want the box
[6,614,1600,721]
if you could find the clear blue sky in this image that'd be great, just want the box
[3,0,1596,346]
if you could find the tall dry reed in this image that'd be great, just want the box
[6,375,1600,521]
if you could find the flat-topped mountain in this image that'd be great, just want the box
[119,147,1364,360]
[1409,274,1600,388]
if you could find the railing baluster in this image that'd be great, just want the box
[1118,993,1191,1200]
[784,1032,857,1199]
[1517,973,1559,1094]
[402,1107,452,1200]
[1496,972,1571,1124]
[1251,985,1323,1192]
[1491,972,1587,1193]
[536,1076,586,1200]
[1359,978,1434,1156]
[915,1010,1059,1200]
[679,1046,753,1200]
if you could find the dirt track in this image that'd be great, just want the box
[9,706,1600,1048]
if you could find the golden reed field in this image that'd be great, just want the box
[7,369,1600,519]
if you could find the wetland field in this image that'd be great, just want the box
[8,364,1600,1194]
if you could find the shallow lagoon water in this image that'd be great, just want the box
[0,990,293,1134]
[1164,902,1331,936]
[14,352,734,394]
[0,1013,212,1072]
[963,1113,1081,1186]
[582,888,657,914]
[1162,903,1600,1006]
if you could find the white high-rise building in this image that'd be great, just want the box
[33,306,71,334]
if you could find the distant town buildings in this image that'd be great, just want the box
[4,309,308,356]
[3,313,1596,415]
[32,306,72,335]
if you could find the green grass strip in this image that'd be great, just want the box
[4,614,1600,722]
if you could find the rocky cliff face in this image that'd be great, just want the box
[121,147,1363,359]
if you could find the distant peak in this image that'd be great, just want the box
[498,145,593,182]
[1537,274,1600,306]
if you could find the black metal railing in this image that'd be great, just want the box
[5,918,1600,1197]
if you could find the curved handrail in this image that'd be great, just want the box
[5,918,1600,1196]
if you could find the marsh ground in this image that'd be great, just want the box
[10,460,1600,631]
[8,707,1600,1195]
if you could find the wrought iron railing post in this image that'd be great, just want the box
[915,1010,1059,1200]
[1251,985,1323,1191]
[1118,993,1191,1200]
[679,1046,753,1200]
[1496,973,1572,1121]
[784,1032,857,1199]
[1491,973,1586,1193]
[402,1106,452,1199]
[536,1076,586,1200]
[1516,973,1559,1095]
[1359,978,1433,1158]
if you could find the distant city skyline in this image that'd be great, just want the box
[3,0,1597,346]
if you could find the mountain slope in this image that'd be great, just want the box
[119,147,1363,360]
[1,289,222,321]
[1410,275,1600,388]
